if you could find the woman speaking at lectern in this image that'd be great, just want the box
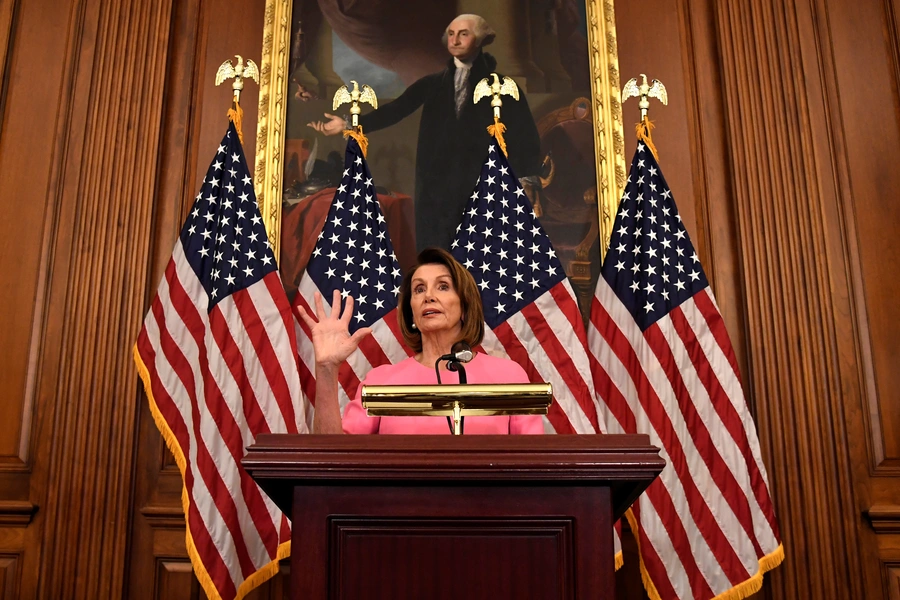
[297,248,544,435]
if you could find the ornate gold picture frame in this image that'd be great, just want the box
[255,0,625,318]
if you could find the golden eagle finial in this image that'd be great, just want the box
[332,80,378,128]
[215,55,260,103]
[622,74,667,120]
[473,73,520,120]
[473,73,521,157]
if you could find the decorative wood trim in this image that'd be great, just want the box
[33,0,175,596]
[140,504,185,529]
[0,458,26,472]
[154,559,201,600]
[0,501,36,526]
[714,0,867,597]
[868,506,900,533]
[0,0,17,120]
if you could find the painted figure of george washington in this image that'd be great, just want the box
[309,14,542,252]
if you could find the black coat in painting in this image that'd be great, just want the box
[359,51,542,252]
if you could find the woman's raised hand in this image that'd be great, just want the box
[295,290,372,369]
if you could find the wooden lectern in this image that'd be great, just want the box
[244,434,663,599]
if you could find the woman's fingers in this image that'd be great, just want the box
[330,289,343,321]
[295,303,316,328]
[312,290,328,321]
[340,294,354,325]
[305,290,364,332]
[349,327,372,347]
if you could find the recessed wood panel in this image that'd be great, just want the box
[0,554,20,600]
[156,560,204,600]
[334,519,570,599]
[0,0,74,464]
[823,0,900,467]
[887,565,900,600]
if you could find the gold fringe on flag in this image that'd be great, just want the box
[624,508,785,600]
[133,345,290,600]
[342,126,370,158]
[487,116,508,157]
[227,99,244,146]
[635,117,660,163]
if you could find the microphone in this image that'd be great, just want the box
[438,342,474,364]
[434,342,473,385]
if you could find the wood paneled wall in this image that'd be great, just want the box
[0,0,272,596]
[0,0,897,598]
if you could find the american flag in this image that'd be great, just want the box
[450,143,606,436]
[292,137,409,412]
[588,137,783,598]
[133,122,306,600]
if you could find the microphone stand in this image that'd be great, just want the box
[435,356,468,435]
[447,360,467,434]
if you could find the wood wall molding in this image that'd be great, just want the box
[868,506,900,533]
[140,505,186,530]
[713,0,869,597]
[0,501,36,527]
[28,0,175,596]
[886,564,900,600]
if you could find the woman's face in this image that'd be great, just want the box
[410,263,463,339]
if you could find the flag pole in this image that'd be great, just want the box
[215,54,261,145]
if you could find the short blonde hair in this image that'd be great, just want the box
[442,14,495,48]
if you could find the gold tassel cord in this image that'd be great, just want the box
[227,98,244,146]
[342,126,370,158]
[635,117,660,163]
[487,116,508,157]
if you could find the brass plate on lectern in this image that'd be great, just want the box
[361,383,552,417]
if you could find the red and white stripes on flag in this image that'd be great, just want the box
[480,281,603,436]
[588,132,782,599]
[134,123,307,600]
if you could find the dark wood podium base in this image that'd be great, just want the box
[244,435,663,600]
[298,485,610,599]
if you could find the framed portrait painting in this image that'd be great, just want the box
[255,0,625,322]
